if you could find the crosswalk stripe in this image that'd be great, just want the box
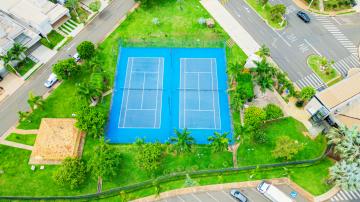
[353,190,360,197]
[334,195,339,201]
[348,191,358,199]
[337,193,344,200]
[339,191,348,200]
[344,191,354,200]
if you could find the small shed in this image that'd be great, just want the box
[29,118,85,165]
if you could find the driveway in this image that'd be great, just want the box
[155,185,308,202]
[0,0,136,137]
[222,0,360,90]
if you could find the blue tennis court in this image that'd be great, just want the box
[106,47,231,144]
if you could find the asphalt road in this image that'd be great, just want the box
[0,0,136,137]
[223,0,360,90]
[155,185,308,202]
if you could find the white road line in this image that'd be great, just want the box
[191,193,202,202]
[274,31,292,47]
[337,192,344,200]
[339,191,348,200]
[344,191,354,200]
[221,190,237,201]
[304,39,322,56]
[206,192,220,202]
[348,191,358,199]
[177,195,185,202]
[332,17,342,25]
[353,190,360,197]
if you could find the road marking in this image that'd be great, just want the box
[206,192,220,202]
[177,195,185,202]
[274,31,291,47]
[331,17,342,25]
[191,193,202,202]
[221,190,237,201]
[304,39,322,56]
[66,43,75,51]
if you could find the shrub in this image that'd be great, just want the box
[272,136,304,160]
[300,86,316,101]
[53,158,87,190]
[89,0,101,12]
[264,104,284,120]
[136,143,163,174]
[244,106,266,128]
[295,100,304,108]
[253,129,268,144]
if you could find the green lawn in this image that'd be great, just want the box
[245,0,287,29]
[16,58,36,76]
[307,55,339,84]
[5,133,37,146]
[237,117,327,166]
[40,30,65,49]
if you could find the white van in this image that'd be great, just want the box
[257,181,293,202]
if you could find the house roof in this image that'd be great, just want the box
[316,70,360,109]
[335,98,360,129]
[29,118,85,165]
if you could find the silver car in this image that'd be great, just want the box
[230,189,248,202]
[44,73,58,88]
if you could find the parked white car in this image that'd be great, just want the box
[44,73,58,88]
[73,52,80,62]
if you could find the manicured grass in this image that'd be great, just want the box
[307,55,339,83]
[17,80,87,130]
[5,133,37,146]
[40,30,65,49]
[324,0,352,11]
[327,75,343,86]
[16,57,36,76]
[237,117,327,166]
[245,0,287,29]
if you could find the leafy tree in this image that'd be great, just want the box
[264,104,284,120]
[272,136,303,160]
[300,86,316,101]
[75,105,106,138]
[329,160,360,191]
[88,139,121,183]
[208,132,230,152]
[77,41,96,60]
[27,91,44,111]
[136,143,163,174]
[53,157,87,190]
[244,106,266,129]
[253,59,276,93]
[170,129,195,154]
[89,0,101,12]
[269,4,286,23]
[52,58,79,80]
[258,44,270,59]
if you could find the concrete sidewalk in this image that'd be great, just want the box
[200,0,260,55]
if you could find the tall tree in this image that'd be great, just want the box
[300,86,316,101]
[53,157,87,190]
[52,58,79,80]
[170,129,195,154]
[272,136,304,160]
[76,41,96,60]
[75,105,106,138]
[258,44,270,59]
[27,91,44,111]
[253,59,276,93]
[88,139,121,186]
[208,132,230,152]
[227,63,243,85]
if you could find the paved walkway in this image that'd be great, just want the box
[0,127,37,150]
[200,0,260,55]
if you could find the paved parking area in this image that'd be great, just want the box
[156,185,309,202]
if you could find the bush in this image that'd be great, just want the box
[53,158,87,190]
[295,100,304,108]
[300,86,316,101]
[136,143,163,174]
[253,129,268,144]
[89,0,101,12]
[244,106,266,128]
[272,136,304,160]
[264,104,284,120]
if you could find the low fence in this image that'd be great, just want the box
[0,145,332,201]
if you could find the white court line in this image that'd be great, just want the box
[183,58,187,128]
[140,73,146,109]
[127,108,156,111]
[154,58,161,128]
[179,59,183,128]
[304,39,322,56]
[198,72,201,110]
[131,71,158,74]
[186,109,215,112]
[185,71,212,74]
[210,59,217,129]
[121,57,135,127]
[213,59,221,130]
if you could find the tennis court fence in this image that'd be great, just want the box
[119,38,226,48]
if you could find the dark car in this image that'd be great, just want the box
[230,189,248,202]
[297,11,310,23]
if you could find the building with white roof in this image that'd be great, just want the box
[0,0,69,36]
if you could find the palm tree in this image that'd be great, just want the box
[228,88,244,116]
[258,44,270,59]
[65,0,80,20]
[170,129,195,154]
[227,62,243,86]
[329,160,360,191]
[0,52,20,76]
[208,132,229,152]
[253,59,276,93]
[10,43,27,62]
[27,91,44,111]
[77,83,99,102]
